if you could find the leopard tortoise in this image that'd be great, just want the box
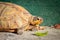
[0,2,43,34]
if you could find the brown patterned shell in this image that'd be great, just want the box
[0,2,32,30]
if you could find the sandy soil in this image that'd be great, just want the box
[0,27,60,40]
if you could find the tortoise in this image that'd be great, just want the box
[0,2,43,34]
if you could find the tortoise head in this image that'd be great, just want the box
[30,16,43,25]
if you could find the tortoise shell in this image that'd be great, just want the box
[0,2,32,30]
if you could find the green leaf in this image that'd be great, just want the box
[34,31,48,37]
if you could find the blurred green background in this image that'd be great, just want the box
[0,0,60,26]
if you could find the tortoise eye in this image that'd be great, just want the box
[37,18,39,20]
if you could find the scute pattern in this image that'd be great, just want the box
[0,2,32,30]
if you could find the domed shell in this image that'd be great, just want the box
[0,2,32,30]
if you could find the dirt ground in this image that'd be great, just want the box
[0,26,60,40]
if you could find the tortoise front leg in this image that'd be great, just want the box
[17,29,23,35]
[36,25,40,30]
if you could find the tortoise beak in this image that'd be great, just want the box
[34,17,43,25]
